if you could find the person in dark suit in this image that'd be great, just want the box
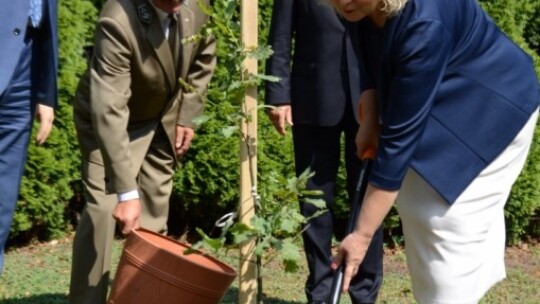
[68,0,216,303]
[265,0,383,303]
[329,0,540,303]
[0,0,58,274]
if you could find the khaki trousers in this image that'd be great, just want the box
[69,127,175,304]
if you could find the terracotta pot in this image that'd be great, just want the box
[108,228,236,304]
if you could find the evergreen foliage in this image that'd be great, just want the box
[523,1,540,55]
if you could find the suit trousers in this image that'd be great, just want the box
[292,108,383,304]
[69,126,175,304]
[0,36,33,274]
[397,109,538,304]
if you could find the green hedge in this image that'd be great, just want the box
[8,0,540,246]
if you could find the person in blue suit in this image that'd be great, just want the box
[265,0,383,303]
[0,0,58,273]
[328,0,540,303]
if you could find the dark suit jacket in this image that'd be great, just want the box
[359,0,540,203]
[0,0,58,106]
[265,0,361,126]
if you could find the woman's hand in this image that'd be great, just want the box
[356,89,379,159]
[332,231,372,293]
[332,185,398,293]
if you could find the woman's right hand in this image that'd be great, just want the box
[356,89,380,159]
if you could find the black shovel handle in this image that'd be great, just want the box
[328,151,374,304]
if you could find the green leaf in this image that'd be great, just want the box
[221,125,239,138]
[255,236,271,256]
[303,198,326,209]
[192,114,211,127]
[277,215,300,234]
[297,167,316,182]
[256,74,281,83]
[301,189,325,196]
[230,223,256,244]
[251,216,270,234]
[247,44,274,61]
[280,240,302,273]
[195,227,224,252]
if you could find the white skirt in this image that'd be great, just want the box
[396,109,538,304]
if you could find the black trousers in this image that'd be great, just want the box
[292,107,383,304]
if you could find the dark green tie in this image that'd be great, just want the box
[168,14,177,65]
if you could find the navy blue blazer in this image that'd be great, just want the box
[359,0,540,203]
[265,0,361,126]
[0,0,58,107]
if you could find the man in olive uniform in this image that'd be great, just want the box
[69,0,216,302]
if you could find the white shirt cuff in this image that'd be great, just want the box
[117,190,139,202]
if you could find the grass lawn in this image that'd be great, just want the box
[0,234,539,303]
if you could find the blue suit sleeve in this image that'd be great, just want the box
[357,22,375,92]
[369,20,453,190]
[33,0,58,108]
[264,0,295,105]
[359,56,373,92]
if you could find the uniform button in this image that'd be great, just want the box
[13,28,21,36]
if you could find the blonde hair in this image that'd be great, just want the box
[380,0,409,16]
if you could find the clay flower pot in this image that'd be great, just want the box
[108,228,236,304]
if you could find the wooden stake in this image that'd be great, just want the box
[239,0,258,303]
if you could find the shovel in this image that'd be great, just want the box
[328,146,376,304]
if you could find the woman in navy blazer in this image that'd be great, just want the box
[328,0,539,303]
